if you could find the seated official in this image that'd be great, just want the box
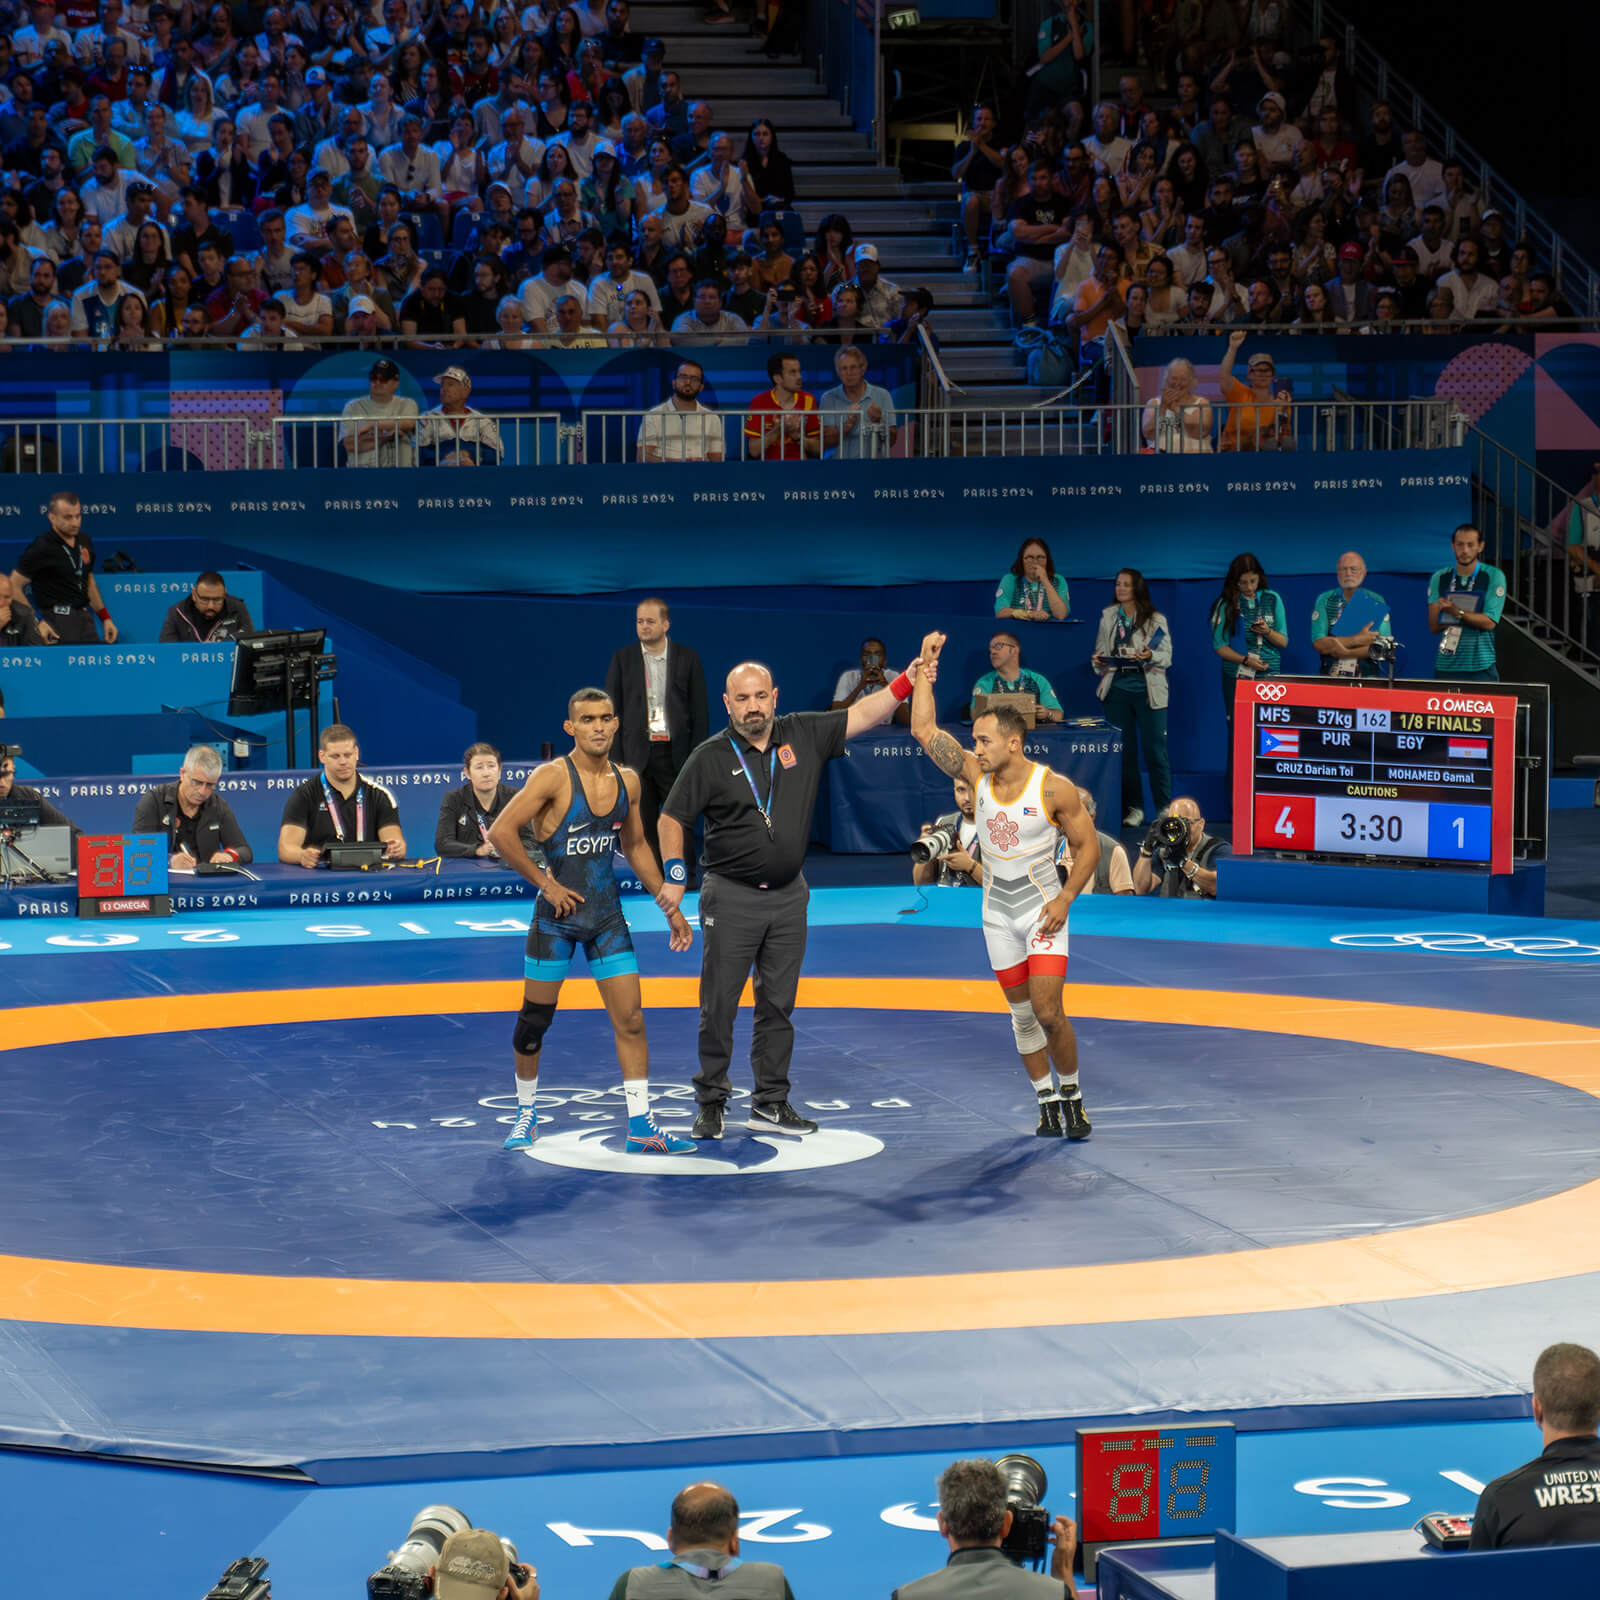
[434,741,542,860]
[969,630,1063,723]
[131,745,253,866]
[605,1481,795,1600]
[1058,786,1133,894]
[0,574,45,700]
[277,722,405,867]
[1132,797,1229,898]
[158,571,257,643]
[995,536,1070,622]
[832,634,911,727]
[913,772,982,888]
[1472,1341,1600,1549]
[0,750,77,833]
[892,1458,1078,1600]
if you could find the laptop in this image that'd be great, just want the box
[324,840,388,869]
[971,691,1038,728]
[24,824,73,875]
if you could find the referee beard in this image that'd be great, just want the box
[657,652,929,1141]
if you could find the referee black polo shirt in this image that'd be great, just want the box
[281,774,401,847]
[15,528,94,613]
[1470,1434,1600,1548]
[664,710,847,889]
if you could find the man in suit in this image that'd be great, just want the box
[894,1459,1079,1600]
[604,595,707,871]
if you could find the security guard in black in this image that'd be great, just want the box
[1471,1434,1600,1548]
[663,708,847,888]
[12,498,115,645]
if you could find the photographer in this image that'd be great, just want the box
[893,1458,1078,1600]
[1057,787,1132,894]
[1132,797,1230,899]
[432,1527,539,1600]
[0,748,78,833]
[606,1481,794,1599]
[913,773,982,888]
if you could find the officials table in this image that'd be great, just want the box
[818,723,1122,853]
[0,857,548,919]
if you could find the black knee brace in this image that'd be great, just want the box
[513,999,556,1057]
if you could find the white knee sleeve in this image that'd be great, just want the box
[1008,998,1047,1055]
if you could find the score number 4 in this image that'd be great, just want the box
[1107,1460,1211,1523]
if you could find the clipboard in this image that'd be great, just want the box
[1333,591,1386,636]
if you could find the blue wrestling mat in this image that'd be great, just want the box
[1,883,1597,1492]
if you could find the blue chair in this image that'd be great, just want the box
[449,209,477,250]
[215,208,261,252]
[404,210,445,251]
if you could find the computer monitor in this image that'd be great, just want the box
[228,628,328,717]
[27,825,72,874]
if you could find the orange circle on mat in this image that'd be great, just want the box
[3,978,1598,1339]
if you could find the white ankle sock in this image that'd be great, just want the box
[624,1080,650,1118]
[1030,1070,1056,1098]
[1059,1071,1080,1097]
[516,1076,537,1107]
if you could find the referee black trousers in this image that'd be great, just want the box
[636,742,679,868]
[694,872,809,1110]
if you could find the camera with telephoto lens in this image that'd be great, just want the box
[995,1453,1052,1567]
[910,821,957,864]
[204,1557,270,1600]
[1154,813,1190,863]
[369,1506,472,1600]
[1367,634,1398,664]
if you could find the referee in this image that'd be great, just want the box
[658,646,932,1140]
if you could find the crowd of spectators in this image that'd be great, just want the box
[0,0,926,351]
[960,8,1574,351]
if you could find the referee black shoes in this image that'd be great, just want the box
[749,1101,819,1135]
[692,1102,725,1140]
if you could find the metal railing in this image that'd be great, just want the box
[578,397,1453,461]
[0,416,273,474]
[271,411,570,469]
[1465,425,1600,667]
[0,399,1457,472]
[1291,0,1600,314]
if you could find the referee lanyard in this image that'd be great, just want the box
[730,737,777,836]
[321,773,366,840]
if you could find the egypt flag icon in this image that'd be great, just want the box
[1448,738,1489,760]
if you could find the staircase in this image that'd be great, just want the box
[636,2,1044,406]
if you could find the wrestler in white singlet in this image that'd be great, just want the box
[975,761,1068,984]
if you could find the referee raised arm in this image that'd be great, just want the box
[657,642,934,1141]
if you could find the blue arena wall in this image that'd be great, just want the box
[2,450,1467,592]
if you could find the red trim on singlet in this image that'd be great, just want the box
[1028,952,1068,977]
[994,959,1031,989]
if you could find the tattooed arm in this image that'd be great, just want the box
[910,629,981,789]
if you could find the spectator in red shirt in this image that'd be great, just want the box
[743,350,821,462]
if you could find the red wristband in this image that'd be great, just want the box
[95,607,110,622]
[890,670,913,702]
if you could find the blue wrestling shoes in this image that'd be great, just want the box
[626,1114,697,1154]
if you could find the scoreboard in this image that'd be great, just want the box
[76,834,172,917]
[1076,1421,1236,1579]
[1232,679,1517,874]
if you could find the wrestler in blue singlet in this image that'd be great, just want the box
[524,755,639,982]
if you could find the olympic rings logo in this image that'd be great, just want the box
[1331,931,1600,960]
[1255,683,1289,700]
